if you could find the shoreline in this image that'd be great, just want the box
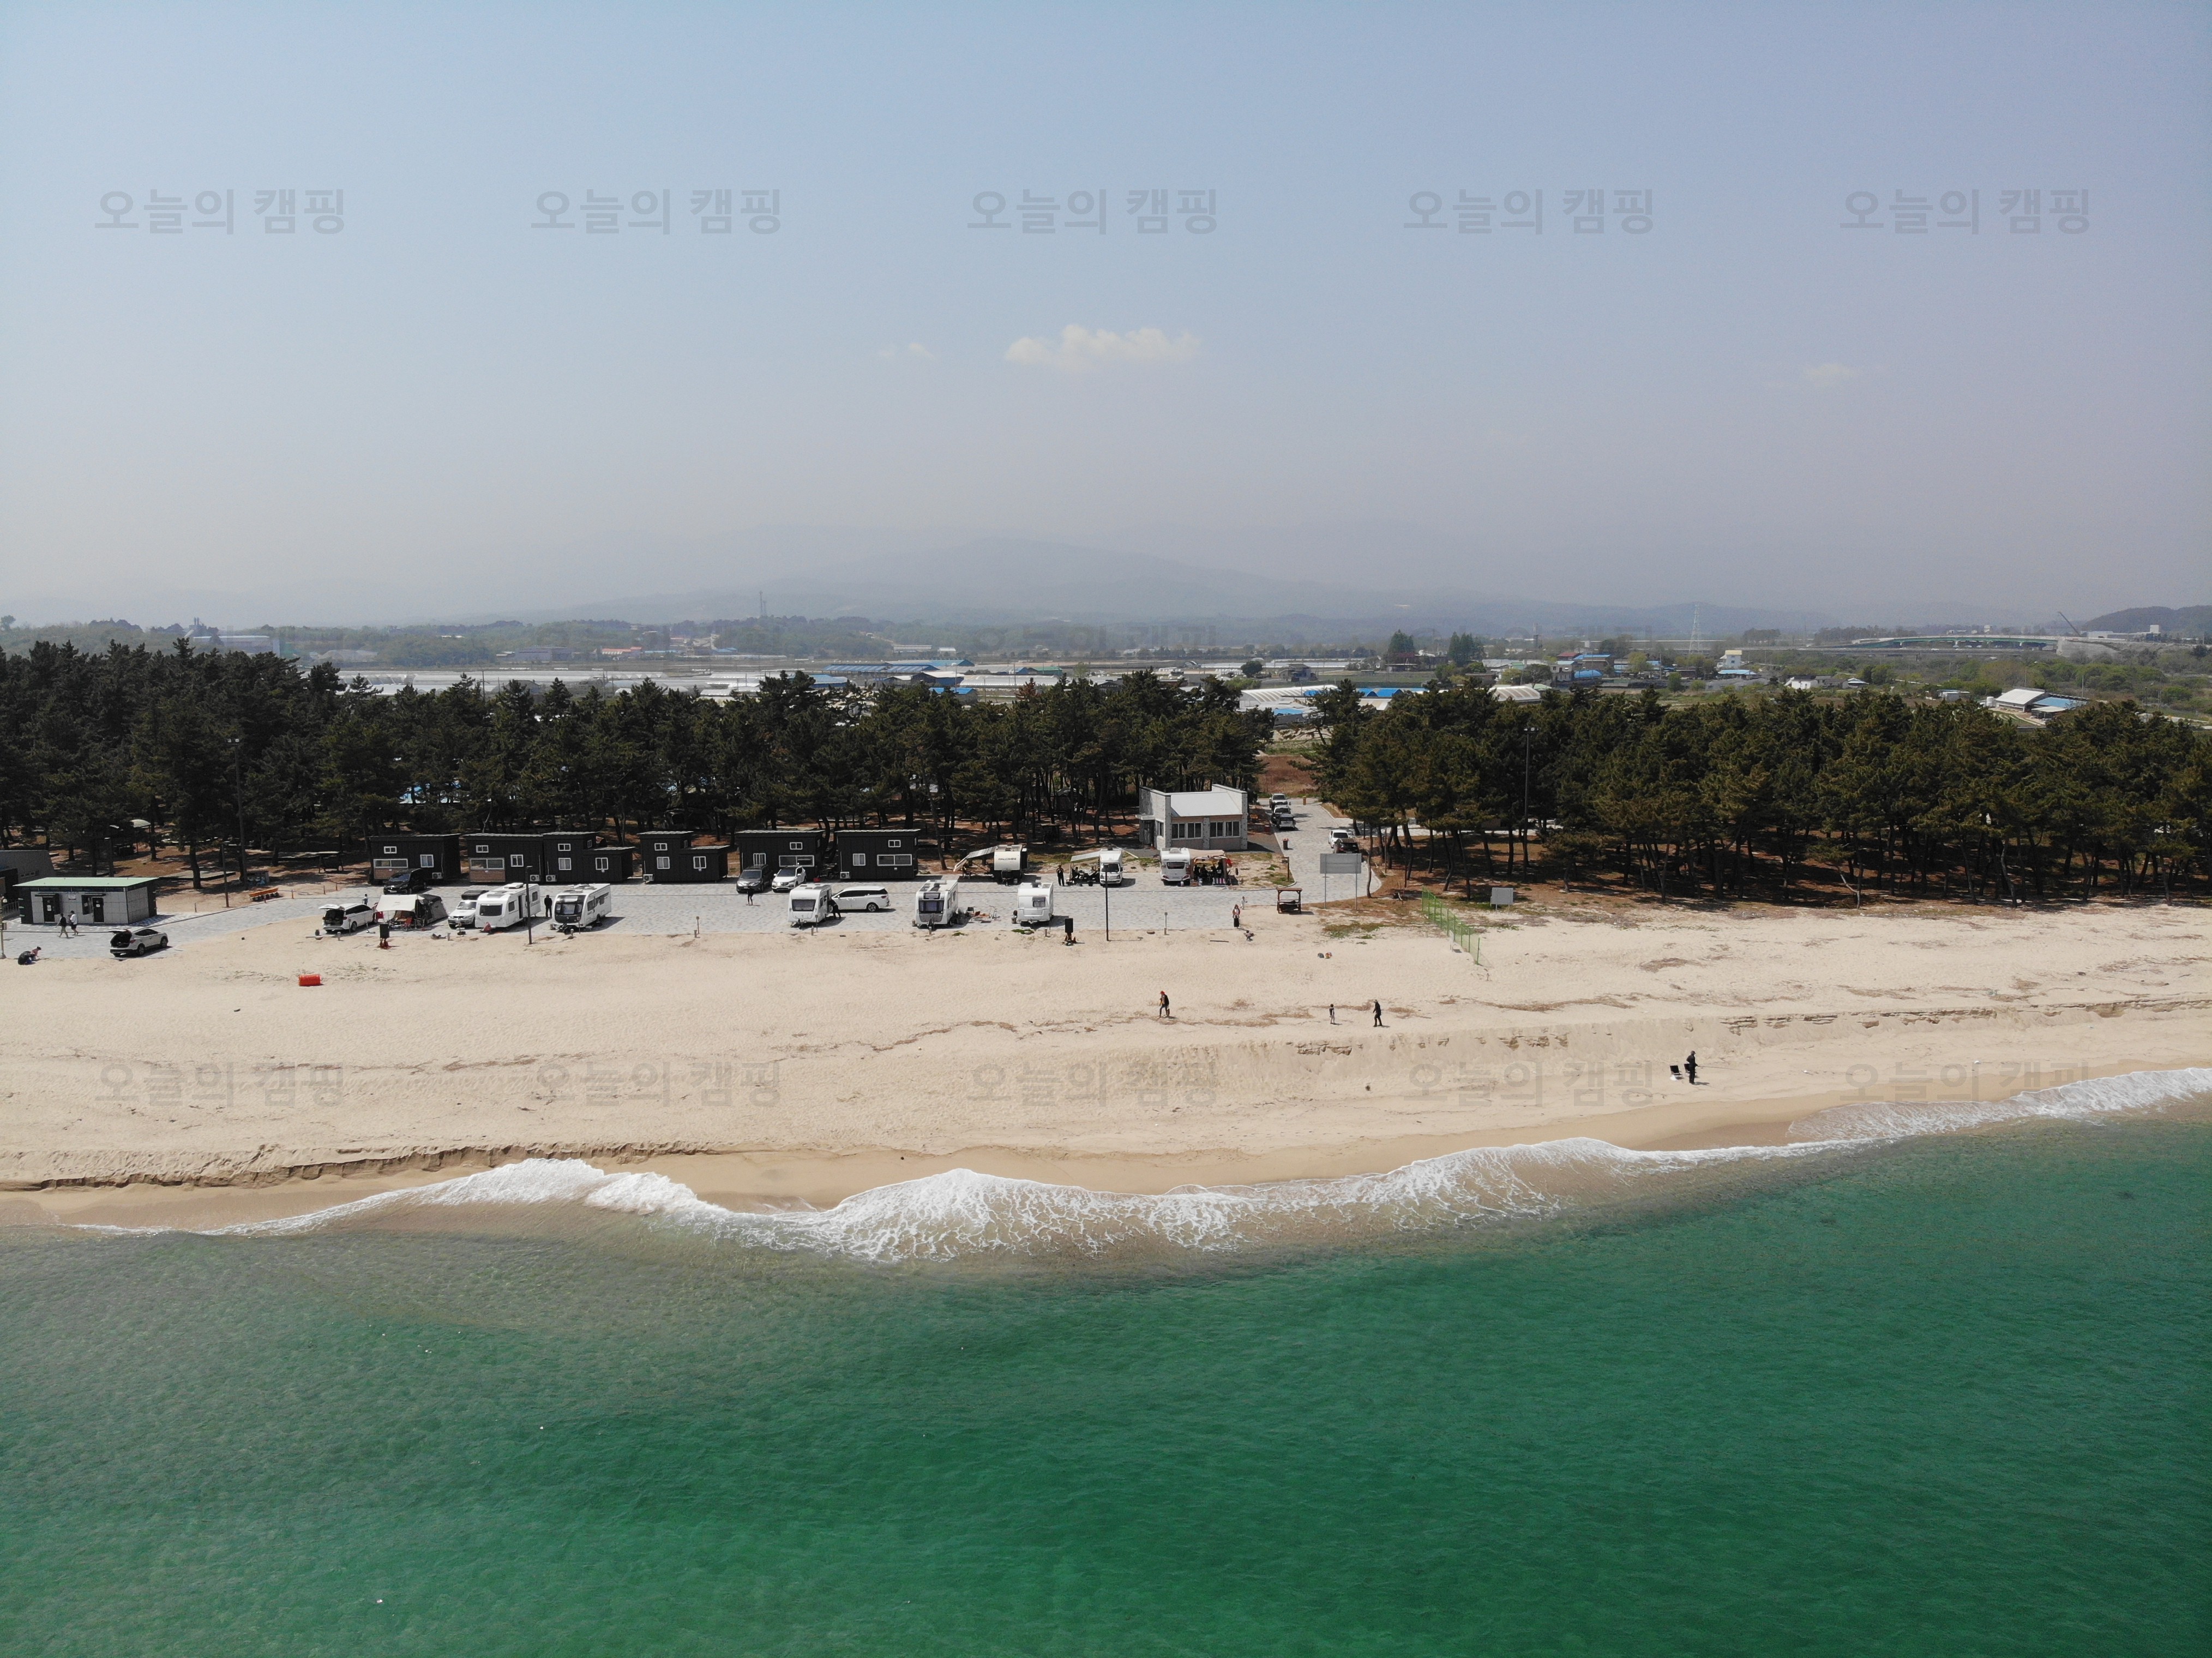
[5,901,2207,1230]
[9,1056,2204,1233]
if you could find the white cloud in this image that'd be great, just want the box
[1005,324,1201,373]
[877,342,937,362]
[1800,362,1862,389]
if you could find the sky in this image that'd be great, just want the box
[0,1,2205,626]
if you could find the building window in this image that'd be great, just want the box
[887,839,903,849]
[509,854,525,867]
[692,855,707,871]
[382,845,399,855]
[656,856,671,870]
[884,854,913,868]
[851,854,868,867]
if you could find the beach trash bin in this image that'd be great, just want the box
[298,974,322,987]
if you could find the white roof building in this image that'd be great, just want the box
[1138,785,1250,850]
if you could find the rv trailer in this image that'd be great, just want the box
[1014,881,1055,928]
[551,884,613,932]
[1159,848,1194,885]
[787,882,834,927]
[913,878,957,928]
[473,882,548,932]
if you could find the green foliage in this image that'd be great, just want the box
[0,647,1269,867]
[1310,682,2210,901]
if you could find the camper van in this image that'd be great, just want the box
[321,899,374,935]
[1159,848,1194,885]
[991,845,1027,882]
[1097,847,1129,886]
[473,883,546,932]
[787,882,835,926]
[1014,881,1055,928]
[913,878,955,928]
[551,884,613,932]
[374,892,448,929]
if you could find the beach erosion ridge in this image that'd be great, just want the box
[3,897,2207,1242]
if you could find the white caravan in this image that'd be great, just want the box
[1014,881,1055,927]
[913,878,956,928]
[788,882,834,926]
[991,844,1027,882]
[1159,848,1193,885]
[473,882,547,931]
[551,884,613,932]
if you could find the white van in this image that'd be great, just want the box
[474,883,546,932]
[1097,847,1128,887]
[374,892,448,928]
[788,882,834,926]
[1159,847,1193,885]
[321,899,374,934]
[834,885,892,914]
[449,888,486,929]
[551,884,613,932]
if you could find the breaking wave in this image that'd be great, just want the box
[107,1067,2212,1263]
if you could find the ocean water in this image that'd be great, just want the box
[1,1077,2205,1657]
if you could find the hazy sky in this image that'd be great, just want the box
[1,1,2205,624]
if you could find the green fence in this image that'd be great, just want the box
[1418,892,1481,963]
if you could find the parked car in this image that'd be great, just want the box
[321,899,375,934]
[110,927,170,958]
[834,885,892,913]
[770,868,807,893]
[734,866,771,894]
[449,889,486,928]
[381,866,438,895]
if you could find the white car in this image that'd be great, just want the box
[321,899,374,934]
[448,889,486,928]
[770,868,807,893]
[110,927,170,958]
[835,885,892,913]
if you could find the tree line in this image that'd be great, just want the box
[1310,680,2211,902]
[0,641,1270,884]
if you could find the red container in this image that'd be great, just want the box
[298,974,322,987]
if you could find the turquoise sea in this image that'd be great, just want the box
[1,1075,2206,1657]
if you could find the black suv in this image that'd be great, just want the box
[734,866,770,894]
[381,867,438,895]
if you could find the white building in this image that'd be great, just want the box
[1138,785,1250,851]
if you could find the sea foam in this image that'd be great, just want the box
[107,1066,2212,1261]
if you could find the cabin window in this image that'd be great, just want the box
[851,854,867,867]
[419,854,436,867]
[509,854,525,867]
[556,857,572,871]
[656,856,671,870]
[382,844,399,855]
[691,855,707,871]
[887,839,903,849]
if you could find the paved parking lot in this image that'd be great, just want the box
[8,870,1261,964]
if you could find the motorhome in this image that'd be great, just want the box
[1159,848,1193,885]
[787,882,834,926]
[374,892,447,928]
[913,878,956,928]
[321,899,374,934]
[1097,847,1128,886]
[551,884,613,932]
[473,883,546,932]
[1014,881,1055,927]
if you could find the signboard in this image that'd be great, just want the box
[1317,853,1364,874]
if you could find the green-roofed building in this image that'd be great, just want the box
[15,875,163,927]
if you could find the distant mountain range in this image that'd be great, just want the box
[533,537,1835,637]
[2077,605,2212,634]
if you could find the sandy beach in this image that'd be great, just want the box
[3,897,2206,1228]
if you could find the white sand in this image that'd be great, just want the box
[3,898,2206,1225]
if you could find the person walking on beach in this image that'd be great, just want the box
[1684,1050,1699,1085]
[1329,1002,1336,1024]
[1158,990,1171,1019]
[1372,999,1384,1028]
